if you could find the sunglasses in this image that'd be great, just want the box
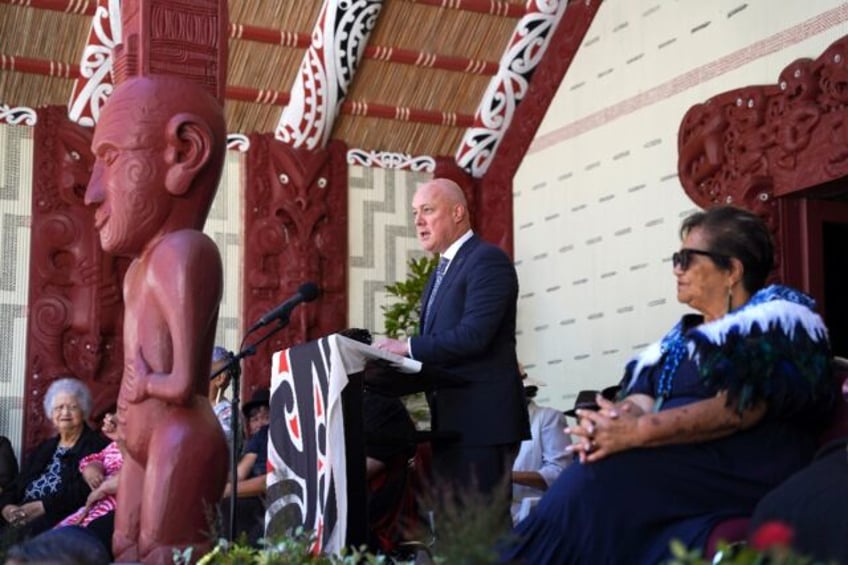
[672,248,730,271]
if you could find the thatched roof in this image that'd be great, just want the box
[0,0,591,160]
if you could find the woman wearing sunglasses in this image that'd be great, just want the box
[499,206,835,564]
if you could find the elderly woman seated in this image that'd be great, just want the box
[0,377,109,538]
[498,206,836,563]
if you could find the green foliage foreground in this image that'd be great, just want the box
[176,528,395,565]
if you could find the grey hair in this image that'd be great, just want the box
[43,377,94,420]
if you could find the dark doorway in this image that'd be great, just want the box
[791,197,848,359]
[823,220,847,357]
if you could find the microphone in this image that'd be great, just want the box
[247,282,320,333]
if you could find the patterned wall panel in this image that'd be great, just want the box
[347,165,431,336]
[513,0,848,410]
[0,124,33,459]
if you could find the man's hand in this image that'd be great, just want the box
[373,338,410,357]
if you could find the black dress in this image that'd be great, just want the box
[0,436,18,492]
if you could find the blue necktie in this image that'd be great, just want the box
[424,257,449,328]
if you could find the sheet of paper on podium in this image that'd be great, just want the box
[332,334,422,374]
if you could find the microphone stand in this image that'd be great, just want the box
[211,312,294,542]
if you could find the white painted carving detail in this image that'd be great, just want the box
[68,0,123,127]
[226,134,250,152]
[275,0,382,150]
[0,105,37,126]
[455,0,566,177]
[347,148,436,172]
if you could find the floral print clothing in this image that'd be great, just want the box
[22,446,68,502]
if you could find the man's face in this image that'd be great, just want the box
[85,90,171,256]
[412,182,465,254]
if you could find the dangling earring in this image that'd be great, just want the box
[726,286,734,314]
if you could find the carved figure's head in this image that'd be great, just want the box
[85,76,226,256]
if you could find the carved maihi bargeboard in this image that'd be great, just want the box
[678,34,848,213]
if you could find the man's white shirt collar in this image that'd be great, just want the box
[441,230,473,270]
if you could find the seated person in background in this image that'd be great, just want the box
[209,346,235,446]
[0,435,18,494]
[561,386,621,422]
[0,378,109,539]
[244,389,271,439]
[511,368,571,523]
[54,406,122,554]
[221,388,271,545]
[499,206,836,564]
[746,356,848,565]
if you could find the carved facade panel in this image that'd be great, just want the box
[26,106,127,452]
[677,34,848,282]
[453,0,601,256]
[242,135,348,395]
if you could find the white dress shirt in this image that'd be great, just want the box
[511,400,572,522]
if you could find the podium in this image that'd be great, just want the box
[265,334,465,554]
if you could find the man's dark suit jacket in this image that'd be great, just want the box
[410,234,530,447]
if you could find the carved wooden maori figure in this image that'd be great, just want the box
[242,136,347,395]
[26,106,125,453]
[85,74,229,565]
[83,0,230,562]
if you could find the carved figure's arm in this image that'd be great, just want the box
[139,232,223,405]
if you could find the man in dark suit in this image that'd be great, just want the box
[375,178,529,524]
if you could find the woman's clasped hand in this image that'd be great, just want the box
[567,394,646,463]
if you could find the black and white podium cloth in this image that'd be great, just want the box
[265,334,419,553]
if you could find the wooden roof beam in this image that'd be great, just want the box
[233,23,499,75]
[0,0,96,15]
[0,54,79,78]
[4,0,524,19]
[3,2,500,75]
[1,54,475,128]
[405,0,524,18]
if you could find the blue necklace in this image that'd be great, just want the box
[653,322,686,412]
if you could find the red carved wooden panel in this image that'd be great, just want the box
[25,106,127,454]
[677,34,848,284]
[241,136,348,396]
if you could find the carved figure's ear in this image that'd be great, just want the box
[164,113,213,196]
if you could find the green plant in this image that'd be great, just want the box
[381,255,438,428]
[188,476,513,565]
[188,528,395,564]
[416,477,514,565]
[381,255,438,339]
